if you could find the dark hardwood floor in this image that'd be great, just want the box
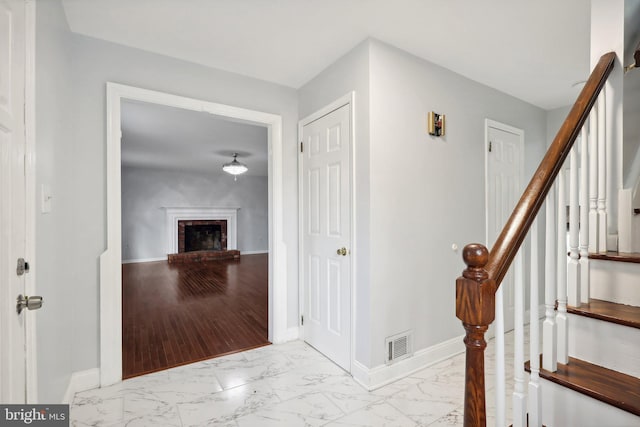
[122,253,269,379]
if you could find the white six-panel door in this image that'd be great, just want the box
[0,0,27,403]
[301,103,351,371]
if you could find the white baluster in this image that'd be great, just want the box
[597,91,607,253]
[512,252,526,427]
[568,143,581,306]
[557,171,569,364]
[579,125,590,304]
[605,85,615,252]
[543,190,557,372]
[588,105,599,253]
[495,286,505,427]
[529,219,542,427]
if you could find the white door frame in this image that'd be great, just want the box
[297,92,356,372]
[0,0,37,402]
[24,0,37,403]
[101,83,287,387]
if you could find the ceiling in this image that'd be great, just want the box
[121,100,268,176]
[61,0,592,110]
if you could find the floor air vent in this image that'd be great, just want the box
[385,331,412,364]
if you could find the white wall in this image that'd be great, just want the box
[298,40,372,366]
[35,0,75,403]
[546,105,572,147]
[592,0,625,243]
[121,166,268,261]
[623,1,640,189]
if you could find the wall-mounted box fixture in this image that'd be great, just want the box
[427,111,445,136]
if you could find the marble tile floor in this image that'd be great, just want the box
[71,332,524,426]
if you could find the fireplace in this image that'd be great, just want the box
[178,220,227,253]
[165,207,240,264]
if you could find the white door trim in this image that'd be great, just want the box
[24,0,38,403]
[101,83,287,387]
[297,92,356,372]
[484,119,525,245]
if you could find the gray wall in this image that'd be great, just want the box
[37,5,552,398]
[35,0,75,403]
[121,166,268,260]
[367,41,547,368]
[35,2,299,401]
[300,39,548,370]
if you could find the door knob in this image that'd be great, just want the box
[336,247,348,256]
[16,294,43,314]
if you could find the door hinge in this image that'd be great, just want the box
[17,258,30,276]
[300,142,303,153]
[489,141,492,152]
[301,315,304,326]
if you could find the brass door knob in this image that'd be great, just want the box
[336,247,347,256]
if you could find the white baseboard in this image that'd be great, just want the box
[352,334,465,391]
[273,326,299,344]
[241,250,269,255]
[62,368,100,404]
[121,256,166,264]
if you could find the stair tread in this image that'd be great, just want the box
[525,357,640,416]
[589,251,640,264]
[567,298,640,329]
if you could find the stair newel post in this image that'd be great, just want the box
[456,244,495,427]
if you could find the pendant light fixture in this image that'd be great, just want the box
[222,152,248,180]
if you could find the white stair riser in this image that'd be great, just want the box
[540,379,640,427]
[568,313,640,378]
[589,259,640,306]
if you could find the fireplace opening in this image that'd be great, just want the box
[177,220,227,253]
[185,224,221,252]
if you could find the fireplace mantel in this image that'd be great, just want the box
[164,207,239,254]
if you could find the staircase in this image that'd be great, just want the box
[531,252,640,426]
[454,49,640,427]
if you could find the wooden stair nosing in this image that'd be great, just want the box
[588,251,640,264]
[525,356,640,417]
[567,298,640,330]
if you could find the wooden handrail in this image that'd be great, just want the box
[455,51,616,427]
[486,51,615,286]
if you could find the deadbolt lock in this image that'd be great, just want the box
[16,294,43,314]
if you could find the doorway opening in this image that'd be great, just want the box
[119,99,271,378]
[100,84,287,386]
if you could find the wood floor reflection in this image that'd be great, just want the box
[122,253,269,379]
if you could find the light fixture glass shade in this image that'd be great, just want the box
[222,153,248,175]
